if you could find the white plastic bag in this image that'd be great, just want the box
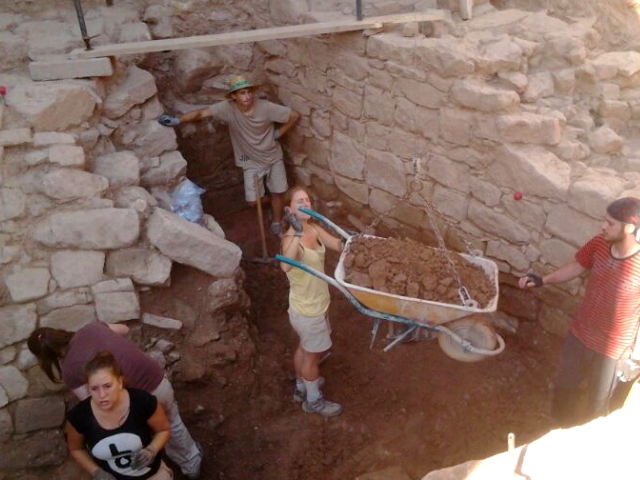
[171,179,206,224]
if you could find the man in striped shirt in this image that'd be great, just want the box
[519,197,640,427]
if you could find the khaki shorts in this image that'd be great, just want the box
[243,160,288,202]
[288,307,332,353]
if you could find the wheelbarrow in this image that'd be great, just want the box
[275,208,505,362]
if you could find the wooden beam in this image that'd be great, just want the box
[70,10,447,59]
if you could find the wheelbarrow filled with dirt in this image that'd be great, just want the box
[276,208,505,362]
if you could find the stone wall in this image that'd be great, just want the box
[0,4,246,472]
[254,7,640,334]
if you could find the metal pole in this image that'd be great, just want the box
[72,0,93,50]
[356,0,363,20]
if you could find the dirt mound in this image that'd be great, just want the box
[342,236,497,308]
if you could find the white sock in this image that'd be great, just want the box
[295,378,305,392]
[303,377,321,403]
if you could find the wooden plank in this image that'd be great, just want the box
[29,57,113,81]
[70,10,447,59]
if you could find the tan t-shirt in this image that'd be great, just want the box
[208,99,291,168]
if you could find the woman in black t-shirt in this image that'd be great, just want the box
[66,351,172,480]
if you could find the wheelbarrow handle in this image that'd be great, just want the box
[299,207,351,240]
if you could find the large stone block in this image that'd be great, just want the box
[0,188,27,222]
[479,36,523,74]
[591,51,640,79]
[50,250,105,289]
[440,108,473,146]
[487,145,570,201]
[334,175,369,204]
[106,248,172,285]
[501,197,547,232]
[131,121,179,158]
[363,86,395,126]
[396,77,445,109]
[369,189,427,230]
[426,154,470,193]
[486,240,529,272]
[103,66,158,119]
[365,149,406,197]
[539,237,577,269]
[589,126,624,154]
[0,128,32,147]
[6,82,99,131]
[33,208,140,249]
[40,305,96,332]
[568,172,626,218]
[496,112,561,145]
[0,407,11,443]
[36,287,92,316]
[42,169,109,201]
[48,144,85,167]
[140,150,187,187]
[95,291,140,322]
[468,199,530,243]
[367,33,417,67]
[14,395,65,434]
[544,204,601,248]
[451,79,520,112]
[329,131,364,180]
[331,84,362,119]
[394,97,439,138]
[415,37,476,78]
[0,365,28,402]
[147,208,242,278]
[331,50,369,81]
[0,304,37,349]
[5,268,50,303]
[432,185,469,222]
[0,429,66,470]
[92,150,140,187]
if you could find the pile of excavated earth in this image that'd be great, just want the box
[343,235,496,307]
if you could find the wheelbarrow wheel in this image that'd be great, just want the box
[438,318,497,363]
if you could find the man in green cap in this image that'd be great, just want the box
[159,74,300,236]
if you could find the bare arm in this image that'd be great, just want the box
[315,225,344,253]
[518,260,586,289]
[107,323,130,336]
[179,107,213,123]
[146,403,171,454]
[275,110,300,138]
[66,422,101,476]
[280,235,303,272]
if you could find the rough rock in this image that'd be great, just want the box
[451,79,520,112]
[13,396,65,434]
[41,169,109,201]
[4,267,50,303]
[0,304,37,349]
[102,66,158,119]
[92,150,140,187]
[106,248,172,285]
[147,208,242,279]
[32,208,140,249]
[50,250,105,289]
[40,304,96,332]
[6,82,99,131]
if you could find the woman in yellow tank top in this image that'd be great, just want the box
[280,186,345,417]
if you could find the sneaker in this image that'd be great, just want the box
[302,396,343,417]
[293,376,325,403]
[269,222,283,237]
[184,442,203,480]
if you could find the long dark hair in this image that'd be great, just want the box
[85,350,124,382]
[27,328,74,383]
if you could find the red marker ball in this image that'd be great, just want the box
[514,191,523,200]
[0,86,6,96]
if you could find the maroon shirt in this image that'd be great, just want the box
[62,322,164,391]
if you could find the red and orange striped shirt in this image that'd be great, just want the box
[570,235,640,359]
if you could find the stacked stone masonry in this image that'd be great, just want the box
[0,5,244,471]
[2,0,640,474]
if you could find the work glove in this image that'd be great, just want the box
[92,468,117,480]
[284,207,303,236]
[273,128,282,140]
[131,446,156,470]
[158,114,181,127]
[525,273,544,288]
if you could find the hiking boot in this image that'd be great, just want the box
[293,376,325,403]
[302,396,342,417]
[269,222,283,237]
